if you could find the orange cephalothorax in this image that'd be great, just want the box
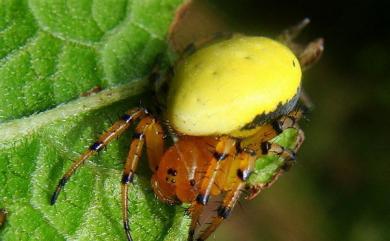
[152,136,217,203]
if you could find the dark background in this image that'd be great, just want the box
[180,1,390,240]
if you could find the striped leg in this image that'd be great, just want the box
[274,110,305,155]
[278,18,324,68]
[188,136,236,240]
[50,108,147,205]
[121,116,165,241]
[298,38,324,70]
[297,37,324,110]
[297,38,323,110]
[245,111,305,200]
[270,109,303,138]
[197,152,255,241]
[261,140,298,171]
[278,18,311,46]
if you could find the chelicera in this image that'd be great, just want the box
[50,19,323,241]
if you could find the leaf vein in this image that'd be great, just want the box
[89,0,104,33]
[131,20,162,41]
[0,31,39,66]
[0,20,15,35]
[27,0,98,48]
[99,0,131,42]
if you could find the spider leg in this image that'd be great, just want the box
[296,37,324,111]
[261,141,298,171]
[121,116,164,241]
[277,18,324,71]
[271,109,303,135]
[292,127,305,153]
[196,152,255,241]
[269,110,305,167]
[50,108,147,205]
[278,18,311,45]
[188,136,236,240]
[143,117,165,171]
[245,111,305,200]
[298,38,324,70]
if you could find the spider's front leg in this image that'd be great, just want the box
[50,106,165,241]
[121,115,165,241]
[50,108,147,205]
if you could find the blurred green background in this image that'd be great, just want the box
[181,1,390,241]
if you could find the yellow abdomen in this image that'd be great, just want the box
[167,35,301,136]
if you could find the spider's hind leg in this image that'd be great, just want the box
[278,18,324,70]
[278,18,311,46]
[278,19,324,112]
[298,38,324,70]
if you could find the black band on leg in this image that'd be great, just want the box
[196,194,210,206]
[50,177,69,205]
[261,142,271,154]
[50,190,60,205]
[121,172,134,184]
[237,169,250,181]
[121,114,132,122]
[131,131,144,139]
[271,120,283,134]
[217,206,232,219]
[124,221,133,241]
[89,141,104,151]
[58,176,68,187]
[213,151,228,161]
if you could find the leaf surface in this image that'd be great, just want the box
[0,0,190,240]
[0,0,180,122]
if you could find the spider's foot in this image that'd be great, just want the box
[124,221,133,241]
[50,177,68,205]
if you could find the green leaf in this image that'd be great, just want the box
[0,0,190,240]
[0,0,182,122]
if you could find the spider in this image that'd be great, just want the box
[50,19,323,241]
